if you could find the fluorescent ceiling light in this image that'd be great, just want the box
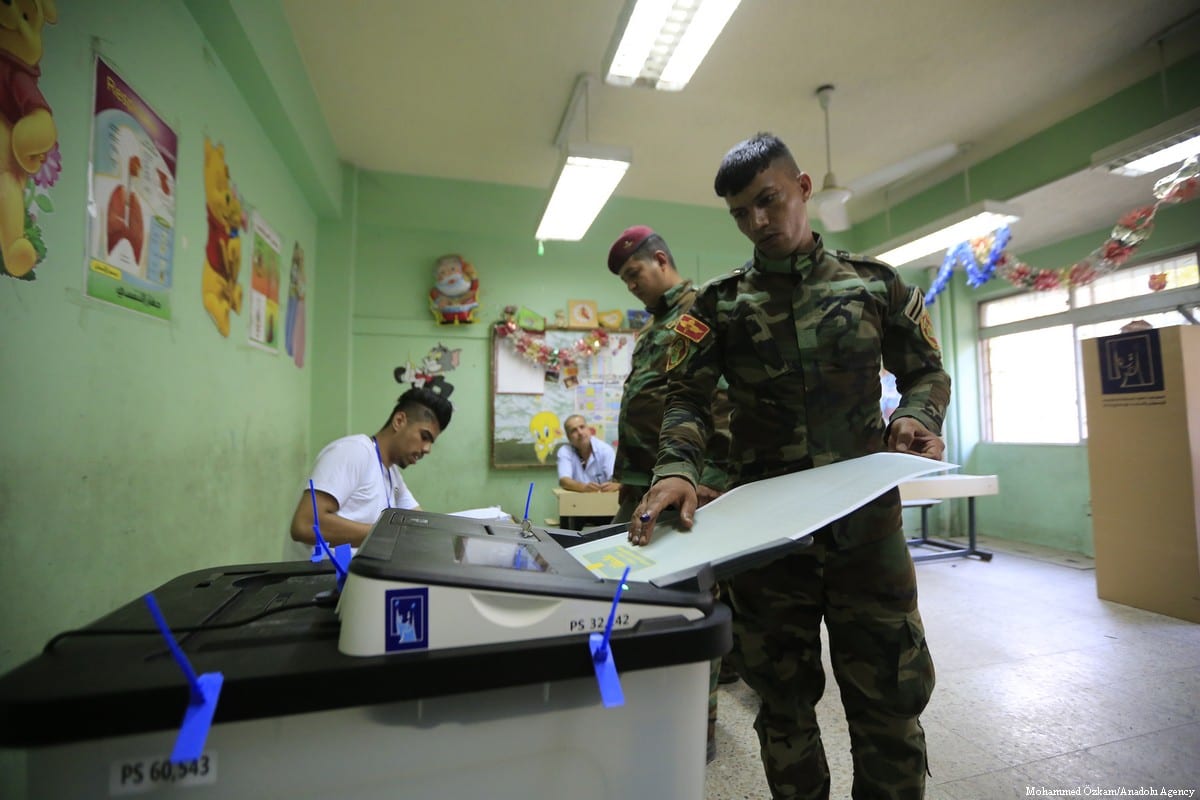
[604,0,740,91]
[1092,109,1200,177]
[1109,131,1200,176]
[872,201,1021,267]
[535,144,632,242]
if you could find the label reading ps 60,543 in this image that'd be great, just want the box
[108,752,217,795]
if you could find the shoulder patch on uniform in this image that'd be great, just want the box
[665,336,689,371]
[674,313,710,343]
[903,286,925,325]
[920,312,941,352]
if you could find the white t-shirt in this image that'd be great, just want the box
[556,436,616,484]
[307,434,418,525]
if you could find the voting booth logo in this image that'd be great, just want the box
[1099,329,1164,395]
[384,588,429,652]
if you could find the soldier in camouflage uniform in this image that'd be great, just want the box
[607,225,734,763]
[606,225,732,524]
[629,133,950,799]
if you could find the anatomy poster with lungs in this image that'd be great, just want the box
[85,57,177,319]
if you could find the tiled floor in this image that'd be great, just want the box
[704,540,1200,799]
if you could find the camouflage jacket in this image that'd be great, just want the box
[652,237,951,547]
[616,280,732,490]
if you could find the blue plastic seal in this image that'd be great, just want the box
[589,566,631,708]
[143,593,224,763]
[172,672,224,763]
[309,479,350,591]
[590,632,624,707]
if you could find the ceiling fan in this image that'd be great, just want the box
[808,83,962,232]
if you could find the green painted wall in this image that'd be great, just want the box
[183,0,341,216]
[320,169,834,527]
[0,0,321,687]
[970,444,1094,555]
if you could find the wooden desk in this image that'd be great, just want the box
[899,474,999,562]
[553,488,619,530]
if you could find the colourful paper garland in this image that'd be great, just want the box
[924,155,1199,305]
[494,318,613,370]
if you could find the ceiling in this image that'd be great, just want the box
[280,0,1200,264]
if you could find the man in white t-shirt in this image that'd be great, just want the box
[289,387,453,547]
[556,414,618,493]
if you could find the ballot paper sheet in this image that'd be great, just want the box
[568,452,953,584]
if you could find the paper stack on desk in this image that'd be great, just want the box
[568,452,954,584]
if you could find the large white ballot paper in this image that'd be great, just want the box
[568,452,953,585]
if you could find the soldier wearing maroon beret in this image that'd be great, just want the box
[607,224,735,763]
[606,225,732,521]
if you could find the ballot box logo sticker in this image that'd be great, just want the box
[1099,329,1163,395]
[385,588,429,652]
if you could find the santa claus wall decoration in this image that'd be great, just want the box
[429,253,480,324]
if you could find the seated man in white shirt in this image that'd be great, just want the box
[556,414,618,493]
[290,387,453,547]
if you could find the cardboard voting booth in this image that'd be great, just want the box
[1082,325,1200,623]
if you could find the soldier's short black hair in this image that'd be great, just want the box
[714,132,800,198]
[387,386,453,431]
[623,233,676,272]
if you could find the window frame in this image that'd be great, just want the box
[977,246,1200,444]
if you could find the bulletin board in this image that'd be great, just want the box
[491,328,636,469]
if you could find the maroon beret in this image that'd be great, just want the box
[607,225,656,274]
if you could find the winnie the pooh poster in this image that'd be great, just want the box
[201,137,244,336]
[0,0,59,281]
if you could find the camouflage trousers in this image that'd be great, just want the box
[720,526,935,800]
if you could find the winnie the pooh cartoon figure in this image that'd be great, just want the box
[0,0,57,278]
[202,137,243,337]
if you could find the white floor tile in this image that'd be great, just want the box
[704,548,1200,800]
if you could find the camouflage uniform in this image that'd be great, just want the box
[612,279,732,524]
[612,278,735,762]
[653,236,950,800]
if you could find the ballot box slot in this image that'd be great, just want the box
[193,624,339,651]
